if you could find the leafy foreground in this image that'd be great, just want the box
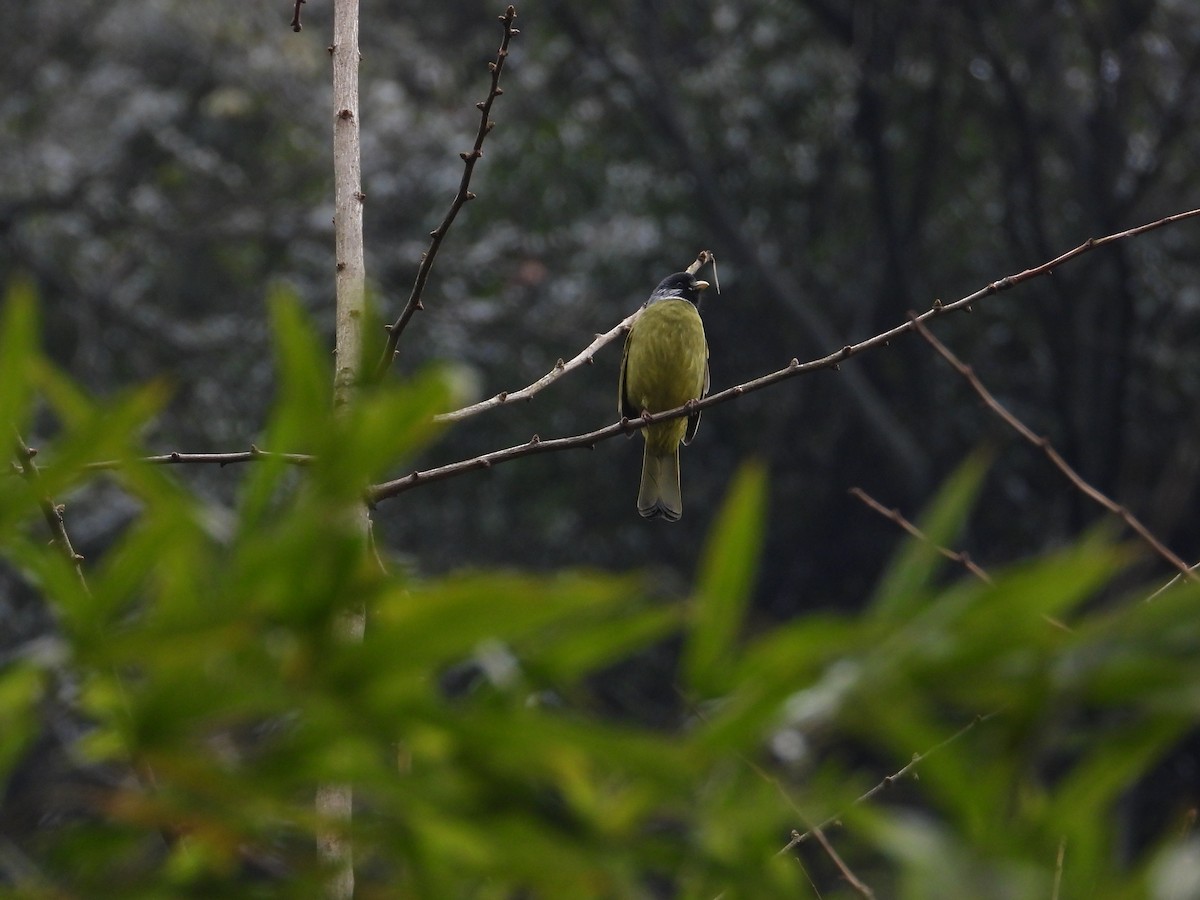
[2,285,1200,898]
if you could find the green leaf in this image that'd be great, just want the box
[0,277,38,441]
[521,601,681,685]
[683,460,768,698]
[362,571,640,684]
[31,364,170,499]
[698,613,855,751]
[267,284,334,447]
[240,289,456,524]
[0,663,45,787]
[238,286,334,527]
[1047,713,1186,878]
[316,365,456,492]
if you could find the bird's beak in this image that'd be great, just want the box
[694,280,710,291]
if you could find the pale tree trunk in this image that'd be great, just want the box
[318,0,368,898]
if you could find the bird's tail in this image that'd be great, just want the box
[637,446,682,521]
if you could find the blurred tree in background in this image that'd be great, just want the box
[5,0,1200,896]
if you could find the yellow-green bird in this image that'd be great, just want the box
[619,272,710,521]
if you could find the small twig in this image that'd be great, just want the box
[794,712,994,844]
[775,828,804,859]
[1146,562,1200,602]
[13,434,183,854]
[850,486,1075,633]
[436,311,639,424]
[1051,837,1066,900]
[290,0,305,32]
[686,250,713,277]
[910,316,1200,584]
[435,250,712,424]
[373,6,519,381]
[12,433,89,594]
[702,698,987,899]
[805,821,875,899]
[848,486,993,584]
[957,207,1200,298]
[5,447,314,477]
[80,447,315,472]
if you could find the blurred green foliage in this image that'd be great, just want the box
[3,3,1200,898]
[3,286,1200,898]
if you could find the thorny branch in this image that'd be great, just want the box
[10,434,183,851]
[1147,563,1200,602]
[803,822,875,899]
[435,313,637,425]
[749,714,994,898]
[792,712,996,845]
[850,484,1073,632]
[373,6,519,382]
[369,207,1200,504]
[910,316,1200,583]
[12,433,89,594]
[849,486,993,584]
[82,447,315,471]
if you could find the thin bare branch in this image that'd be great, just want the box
[13,433,89,594]
[774,829,804,859]
[13,434,186,853]
[436,311,639,424]
[703,697,981,900]
[1146,562,1200,602]
[373,6,519,381]
[805,822,875,899]
[685,250,713,277]
[850,485,1074,632]
[80,447,315,471]
[794,712,995,845]
[848,486,993,584]
[1051,838,1066,900]
[949,206,1200,299]
[371,208,1200,502]
[290,0,305,32]
[911,316,1199,583]
[435,250,712,424]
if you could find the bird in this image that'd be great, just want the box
[618,271,710,521]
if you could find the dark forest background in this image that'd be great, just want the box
[5,0,1200,896]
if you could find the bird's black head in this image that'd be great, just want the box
[648,271,710,307]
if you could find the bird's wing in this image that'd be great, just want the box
[684,342,709,445]
[618,329,636,420]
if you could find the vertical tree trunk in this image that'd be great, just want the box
[319,1,367,898]
[331,0,365,415]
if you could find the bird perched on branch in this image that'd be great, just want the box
[619,271,710,521]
